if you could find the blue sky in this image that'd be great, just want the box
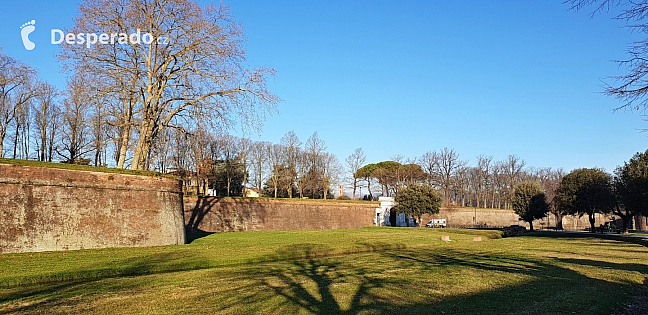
[0,1,646,173]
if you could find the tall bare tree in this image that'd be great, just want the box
[267,143,285,198]
[280,130,301,198]
[419,151,440,187]
[476,155,493,208]
[567,1,648,113]
[57,76,93,164]
[0,52,37,157]
[345,147,366,199]
[60,0,279,170]
[304,132,327,198]
[437,147,467,205]
[249,140,270,191]
[32,82,60,162]
[501,155,526,209]
[322,152,342,199]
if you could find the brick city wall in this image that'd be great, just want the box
[424,208,619,229]
[184,197,378,232]
[185,197,633,233]
[0,163,186,253]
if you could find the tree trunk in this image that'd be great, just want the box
[529,221,534,231]
[116,124,131,168]
[554,212,564,230]
[12,125,19,159]
[39,128,47,161]
[589,212,596,233]
[622,215,631,234]
[257,162,262,191]
[131,118,155,170]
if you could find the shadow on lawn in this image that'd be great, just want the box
[236,246,647,315]
[2,240,647,314]
[0,251,213,313]
[522,231,648,248]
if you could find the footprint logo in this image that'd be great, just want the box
[20,20,36,50]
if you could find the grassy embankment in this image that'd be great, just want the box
[0,157,177,179]
[1,228,647,314]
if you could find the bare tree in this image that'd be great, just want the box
[280,130,301,198]
[218,135,243,196]
[11,99,31,159]
[32,82,60,162]
[501,155,526,209]
[89,93,110,166]
[188,128,217,195]
[249,140,270,191]
[267,143,285,198]
[322,152,342,199]
[60,0,280,170]
[476,155,493,208]
[238,138,251,189]
[492,161,507,209]
[542,168,566,229]
[57,76,93,164]
[0,52,37,157]
[567,1,648,113]
[419,151,440,187]
[304,132,327,198]
[437,147,467,205]
[345,147,366,199]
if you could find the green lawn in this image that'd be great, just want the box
[1,228,647,314]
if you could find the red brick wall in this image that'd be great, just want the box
[0,163,185,253]
[184,197,378,232]
[423,208,616,229]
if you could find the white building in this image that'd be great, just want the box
[375,197,414,227]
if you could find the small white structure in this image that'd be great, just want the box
[375,197,415,227]
[243,187,261,198]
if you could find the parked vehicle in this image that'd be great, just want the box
[426,219,447,228]
[508,224,527,230]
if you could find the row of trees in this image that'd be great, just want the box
[143,128,342,199]
[552,150,648,233]
[349,148,564,210]
[511,151,648,234]
[2,0,279,170]
[389,150,648,234]
[0,50,107,165]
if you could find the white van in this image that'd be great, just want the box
[425,219,447,228]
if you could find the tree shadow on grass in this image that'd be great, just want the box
[0,251,214,313]
[254,256,399,314]
[238,246,647,315]
[382,248,645,314]
[522,231,648,248]
[2,240,646,314]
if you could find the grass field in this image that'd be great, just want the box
[1,228,647,314]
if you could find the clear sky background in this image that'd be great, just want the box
[0,1,646,173]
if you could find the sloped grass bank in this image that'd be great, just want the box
[1,228,647,314]
[0,158,177,179]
